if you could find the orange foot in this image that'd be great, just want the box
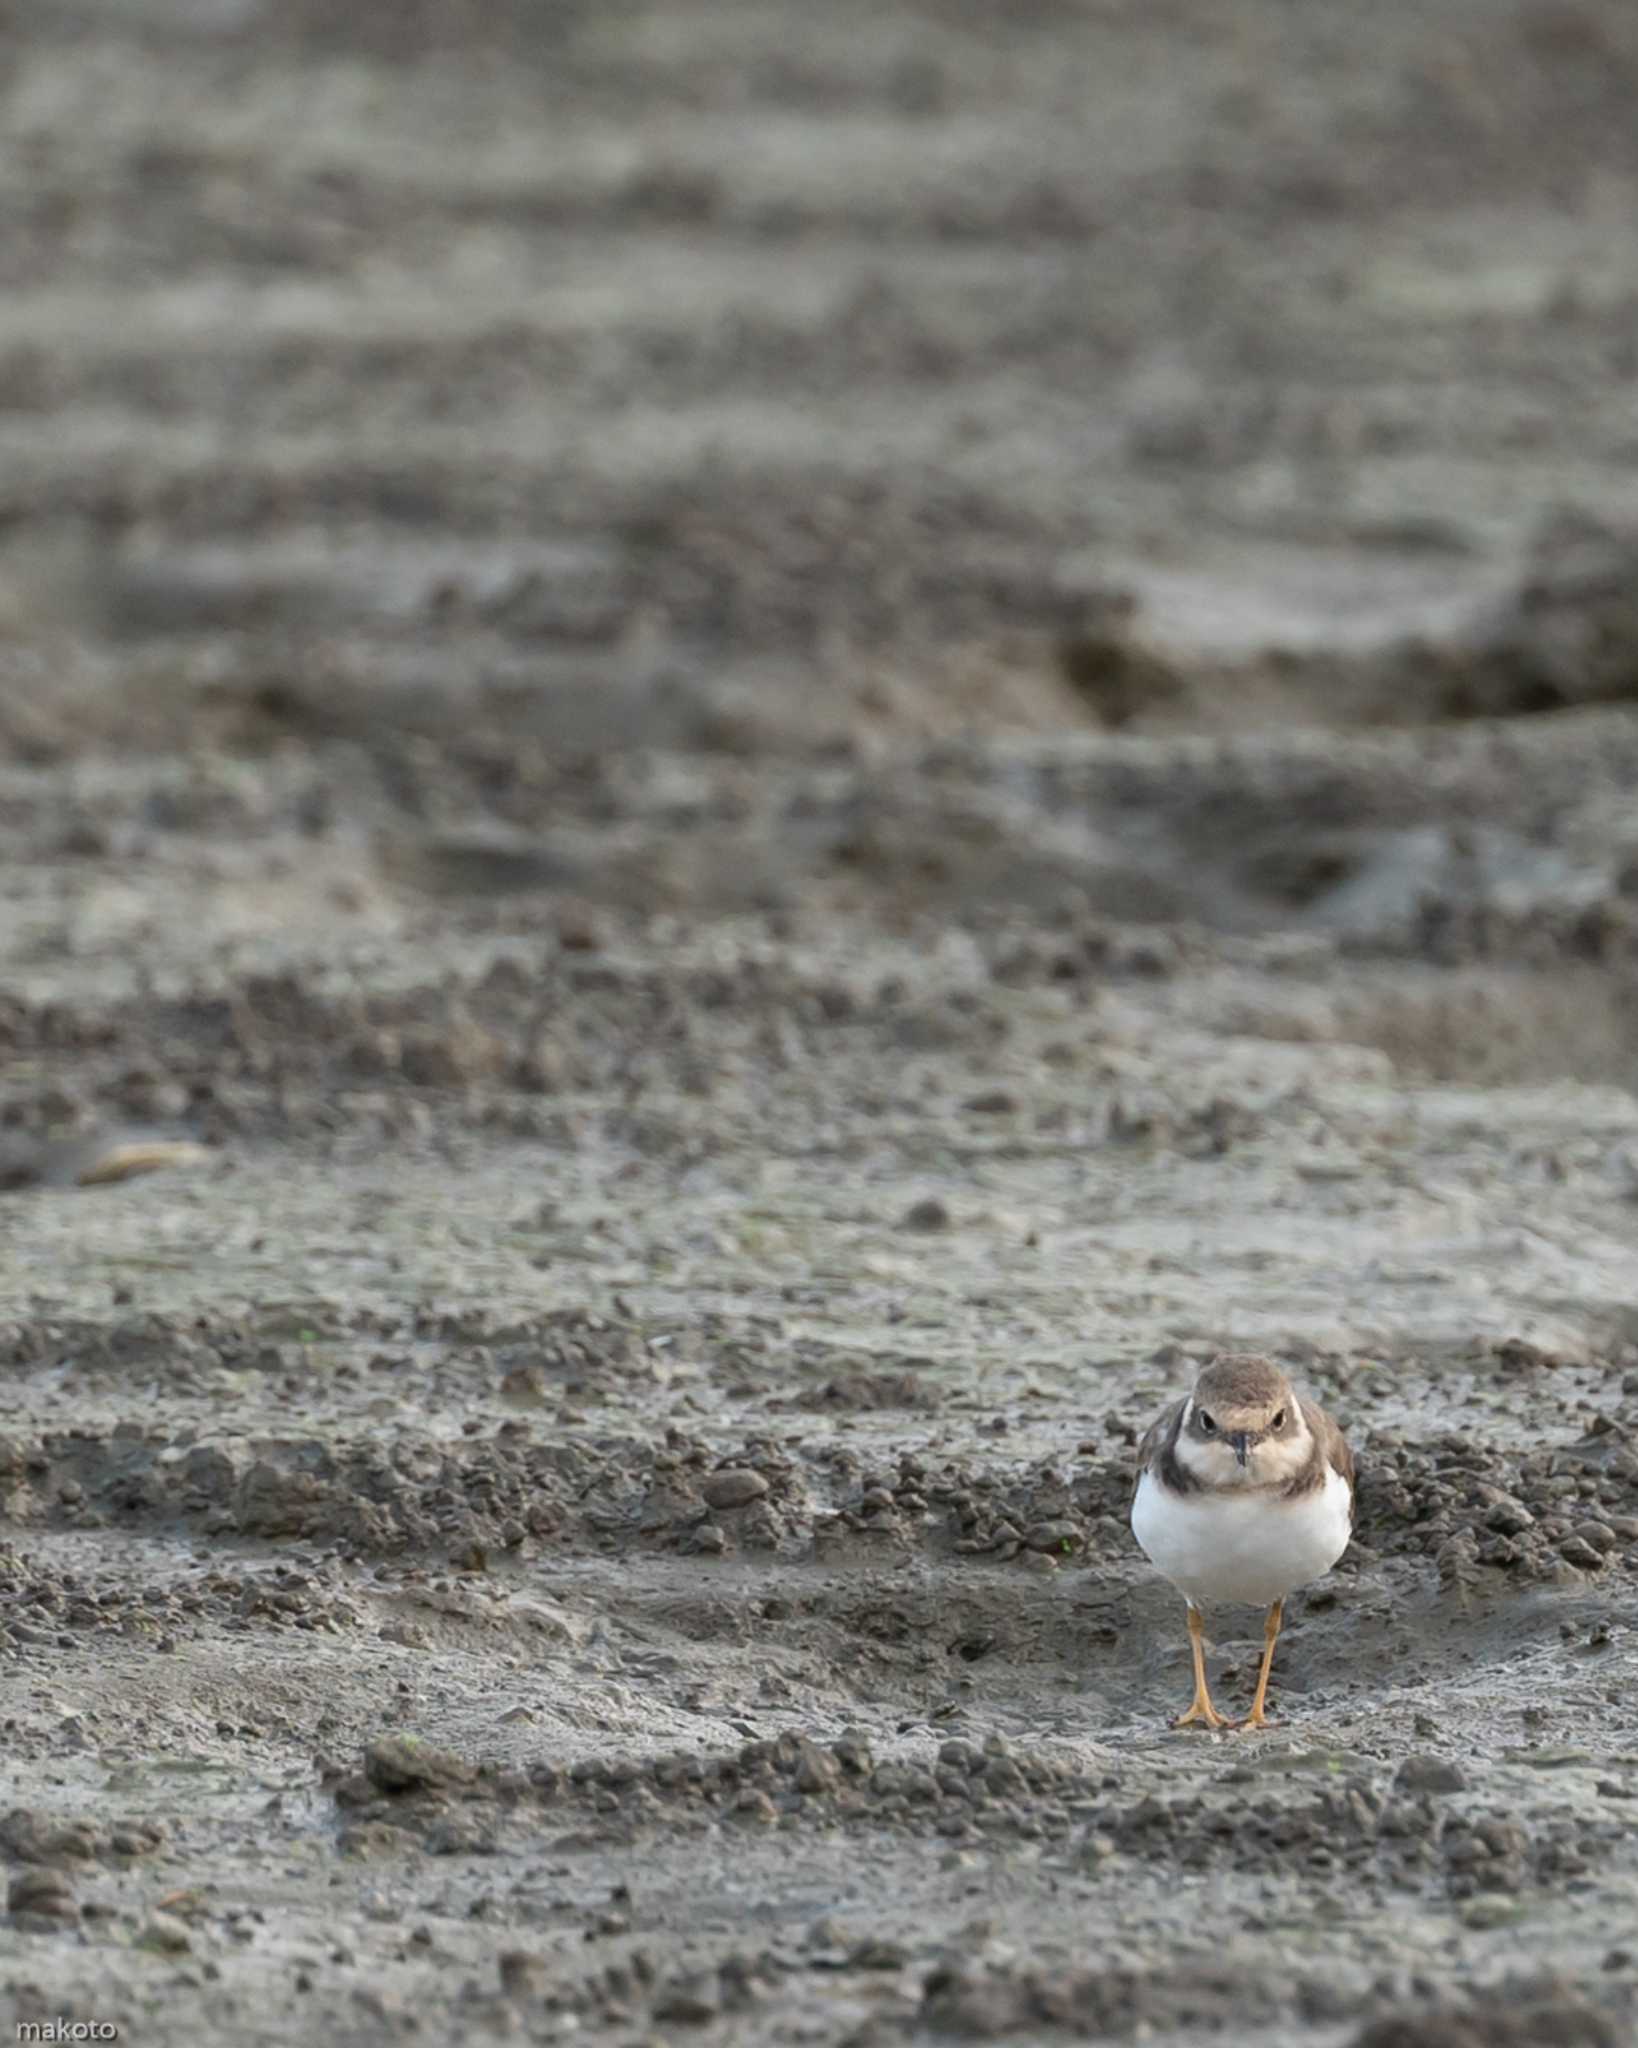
[1171,1607,1229,1729]
[1233,1598,1284,1733]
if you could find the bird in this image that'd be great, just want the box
[1130,1352,1355,1730]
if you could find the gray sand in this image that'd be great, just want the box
[3,3,1638,2043]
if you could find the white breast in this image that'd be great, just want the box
[1131,1465,1352,1609]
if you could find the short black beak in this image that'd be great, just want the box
[1229,1432,1250,1467]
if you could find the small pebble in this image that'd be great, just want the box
[900,1197,950,1232]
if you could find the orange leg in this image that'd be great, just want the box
[1235,1599,1284,1730]
[1171,1605,1229,1730]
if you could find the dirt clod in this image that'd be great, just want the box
[701,1469,771,1511]
[7,1869,77,1923]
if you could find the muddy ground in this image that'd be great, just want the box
[4,1,1638,2043]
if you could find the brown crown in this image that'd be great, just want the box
[1193,1352,1294,1409]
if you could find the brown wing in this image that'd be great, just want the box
[1301,1396,1356,1520]
[1134,1396,1187,1498]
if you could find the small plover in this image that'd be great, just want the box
[1131,1353,1355,1730]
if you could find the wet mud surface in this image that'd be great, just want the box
[5,2,1638,2044]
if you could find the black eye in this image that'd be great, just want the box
[1272,1408,1286,1430]
[1198,1410,1216,1434]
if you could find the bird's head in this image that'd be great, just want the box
[1175,1353,1312,1487]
